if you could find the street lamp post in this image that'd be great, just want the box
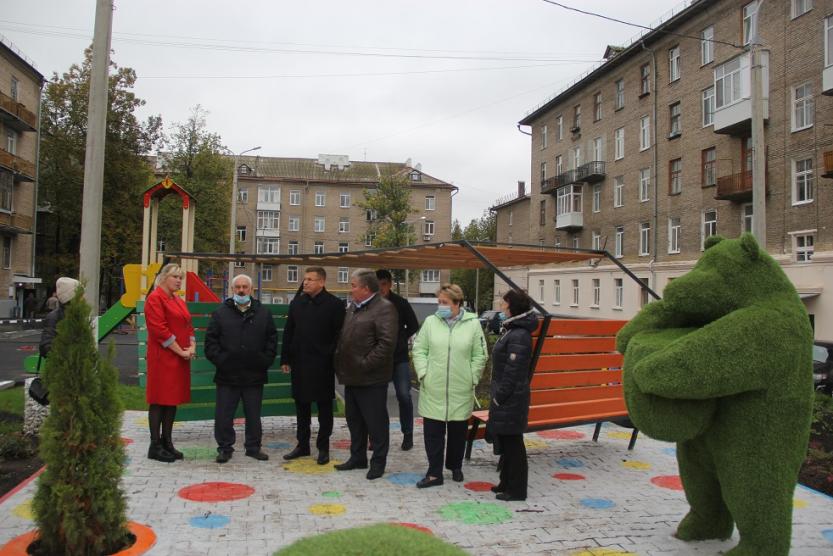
[228,146,261,297]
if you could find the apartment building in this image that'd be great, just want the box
[231,154,456,302]
[492,181,531,248]
[0,36,43,318]
[493,0,833,342]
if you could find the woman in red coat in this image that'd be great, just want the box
[145,263,195,462]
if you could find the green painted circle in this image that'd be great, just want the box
[180,446,219,461]
[438,501,513,525]
[322,491,342,498]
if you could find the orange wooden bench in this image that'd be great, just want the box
[465,318,638,459]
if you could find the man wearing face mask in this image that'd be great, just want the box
[205,274,278,463]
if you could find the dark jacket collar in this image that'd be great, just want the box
[501,310,538,333]
[223,297,261,312]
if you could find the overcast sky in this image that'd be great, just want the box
[3,0,683,226]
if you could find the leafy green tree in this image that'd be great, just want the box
[37,49,162,305]
[451,210,496,312]
[32,288,129,555]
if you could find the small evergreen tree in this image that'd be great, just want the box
[32,289,129,555]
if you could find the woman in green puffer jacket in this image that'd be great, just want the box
[412,283,487,488]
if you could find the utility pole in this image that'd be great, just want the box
[227,146,260,297]
[78,0,113,322]
[749,16,766,245]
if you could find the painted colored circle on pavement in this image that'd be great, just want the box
[524,438,549,449]
[651,475,684,491]
[537,430,586,440]
[394,522,434,535]
[189,514,230,529]
[309,503,346,516]
[332,439,352,450]
[387,472,424,486]
[570,549,637,556]
[472,439,487,450]
[438,501,513,525]
[233,418,245,425]
[553,473,586,481]
[621,460,651,470]
[606,431,633,440]
[662,447,677,456]
[580,498,616,510]
[389,422,401,430]
[794,499,808,509]
[265,441,291,450]
[12,500,32,521]
[178,482,255,502]
[180,446,220,461]
[283,458,336,474]
[414,418,424,425]
[322,491,342,498]
[121,437,134,445]
[556,458,585,469]
[822,529,833,543]
[464,481,496,492]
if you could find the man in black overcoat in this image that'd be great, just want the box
[281,266,346,465]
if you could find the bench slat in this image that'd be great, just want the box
[543,319,627,337]
[530,384,623,405]
[531,369,622,389]
[528,398,627,422]
[540,336,616,354]
[535,353,622,372]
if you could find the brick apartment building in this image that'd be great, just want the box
[0,35,43,318]
[492,0,833,342]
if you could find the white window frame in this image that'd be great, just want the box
[639,222,650,256]
[538,279,545,303]
[338,217,350,233]
[258,185,280,204]
[614,278,624,309]
[793,158,815,205]
[289,190,301,206]
[556,185,582,217]
[5,130,17,155]
[741,203,754,234]
[288,216,300,232]
[701,209,717,250]
[668,217,681,254]
[541,125,548,149]
[256,237,279,255]
[614,226,624,258]
[669,46,681,82]
[424,220,435,236]
[0,173,12,212]
[714,55,746,109]
[592,184,601,213]
[592,278,600,308]
[553,279,561,306]
[792,82,814,131]
[614,127,624,160]
[556,114,563,141]
[792,0,812,19]
[670,158,682,195]
[314,191,326,207]
[10,77,18,101]
[340,192,351,208]
[614,80,624,110]
[791,231,815,262]
[421,269,440,283]
[338,242,349,253]
[639,116,650,151]
[702,86,715,127]
[743,1,759,46]
[314,216,325,232]
[613,176,624,208]
[592,230,601,251]
[571,279,580,307]
[555,155,563,175]
[640,63,650,95]
[256,210,279,231]
[702,147,717,187]
[313,241,324,255]
[826,15,833,68]
[236,226,247,243]
[288,241,299,255]
[287,265,299,283]
[338,267,349,283]
[669,102,682,136]
[639,168,650,202]
[594,92,603,121]
[701,26,714,65]
[237,188,248,204]
[425,195,436,211]
[260,265,273,282]
[592,137,603,162]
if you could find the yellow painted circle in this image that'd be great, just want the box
[523,438,549,449]
[793,499,808,509]
[12,500,33,521]
[621,460,652,470]
[283,458,337,475]
[571,549,637,556]
[606,431,633,440]
[133,417,181,428]
[309,503,346,516]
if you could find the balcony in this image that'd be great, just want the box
[256,200,280,211]
[555,211,583,230]
[714,170,769,202]
[543,162,605,195]
[555,184,583,230]
[0,91,37,132]
[713,51,769,136]
[541,175,564,195]
[0,149,35,181]
[824,151,833,179]
[578,161,606,183]
[824,65,833,96]
[0,211,34,234]
[255,227,280,238]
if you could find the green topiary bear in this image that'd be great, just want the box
[616,234,813,556]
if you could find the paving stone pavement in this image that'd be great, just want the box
[2,411,833,555]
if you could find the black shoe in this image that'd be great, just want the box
[451,469,464,482]
[147,441,176,463]
[416,476,444,488]
[317,450,330,465]
[490,483,505,493]
[216,451,232,464]
[334,460,368,471]
[245,450,269,461]
[366,466,385,480]
[283,446,310,460]
[495,492,526,501]
[162,438,183,460]
[401,433,413,451]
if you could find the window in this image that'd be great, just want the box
[338,242,348,253]
[701,26,714,65]
[539,200,547,226]
[826,16,833,67]
[639,222,650,256]
[741,203,754,233]
[592,184,601,213]
[258,185,280,203]
[340,192,351,208]
[314,241,324,254]
[592,279,601,307]
[338,267,349,283]
[614,127,624,160]
[289,190,301,205]
[508,210,513,226]
[553,279,561,305]
[702,148,716,187]
[614,226,624,258]
[572,146,582,168]
[592,137,603,162]
[668,217,681,253]
[572,235,580,249]
[614,79,624,110]
[236,226,247,242]
[422,269,440,283]
[260,265,272,282]
[555,155,563,175]
[288,240,299,255]
[792,0,812,18]
[669,102,681,136]
[792,83,814,131]
[639,278,652,307]
[256,237,279,254]
[702,209,717,249]
[639,116,650,151]
[592,230,601,250]
[314,191,326,207]
[556,114,563,141]
[702,86,715,126]
[614,278,624,309]
[571,279,580,306]
[237,188,248,204]
[425,195,436,211]
[256,210,279,230]
[639,168,650,202]
[594,92,603,120]
[157,239,166,252]
[0,175,11,213]
[409,170,422,182]
[365,232,374,247]
[314,216,325,232]
[640,63,650,95]
[669,158,682,194]
[338,217,350,233]
[538,280,545,302]
[572,105,581,130]
[554,235,561,248]
[288,216,300,232]
[10,77,18,101]
[794,233,815,262]
[715,56,745,108]
[287,266,299,283]
[668,45,680,82]
[556,185,583,217]
[5,130,17,155]
[424,220,435,236]
[541,125,548,149]
[793,158,814,204]
[540,161,547,184]
[613,176,624,208]
[365,208,378,222]
[743,1,758,45]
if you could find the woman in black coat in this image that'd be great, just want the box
[488,289,537,501]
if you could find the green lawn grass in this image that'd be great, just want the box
[0,386,24,416]
[0,385,148,417]
[274,523,467,555]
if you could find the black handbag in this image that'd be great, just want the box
[29,377,49,406]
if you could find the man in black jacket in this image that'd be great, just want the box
[281,267,346,465]
[205,274,277,463]
[376,269,419,451]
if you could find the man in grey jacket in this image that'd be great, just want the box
[333,269,398,480]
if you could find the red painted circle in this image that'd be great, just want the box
[178,482,255,502]
[553,473,586,481]
[121,437,134,445]
[414,418,424,425]
[233,418,246,425]
[464,481,495,492]
[393,522,433,535]
[651,475,683,490]
[332,439,352,450]
[537,430,586,440]
[17,345,37,352]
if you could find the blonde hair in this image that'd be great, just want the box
[436,283,464,305]
[155,263,183,287]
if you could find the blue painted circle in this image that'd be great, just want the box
[387,472,425,486]
[822,529,833,543]
[580,498,615,509]
[662,447,677,456]
[473,440,487,449]
[389,422,401,430]
[556,458,585,469]
[189,514,231,529]
[265,441,291,450]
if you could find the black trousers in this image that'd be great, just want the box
[344,383,389,468]
[214,384,264,453]
[497,433,528,497]
[423,418,468,478]
[295,399,334,451]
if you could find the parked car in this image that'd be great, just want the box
[813,343,833,395]
[478,310,500,331]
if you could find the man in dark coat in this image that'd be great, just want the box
[376,269,420,450]
[39,277,80,358]
[281,266,346,465]
[205,274,277,463]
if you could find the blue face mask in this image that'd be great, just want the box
[436,306,452,319]
[233,294,251,305]
[498,312,507,321]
